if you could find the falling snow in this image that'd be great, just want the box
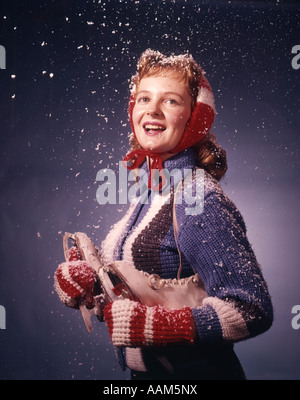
[0,0,299,381]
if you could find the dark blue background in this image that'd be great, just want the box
[0,0,299,380]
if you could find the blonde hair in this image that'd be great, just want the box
[129,49,227,180]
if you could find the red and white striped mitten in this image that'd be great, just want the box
[104,299,194,347]
[54,246,98,308]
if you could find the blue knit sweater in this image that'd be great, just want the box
[101,148,273,372]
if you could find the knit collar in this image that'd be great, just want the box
[163,147,195,172]
[133,148,196,197]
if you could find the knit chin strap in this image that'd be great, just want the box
[122,148,169,191]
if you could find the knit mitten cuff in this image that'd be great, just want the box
[104,299,194,347]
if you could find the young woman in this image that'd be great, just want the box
[54,49,273,380]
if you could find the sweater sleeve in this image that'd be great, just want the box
[175,173,273,343]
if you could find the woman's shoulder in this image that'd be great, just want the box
[174,167,227,212]
[203,169,223,196]
[175,168,246,231]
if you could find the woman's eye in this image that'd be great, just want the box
[137,96,149,103]
[165,99,178,105]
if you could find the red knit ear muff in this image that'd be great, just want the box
[170,75,216,154]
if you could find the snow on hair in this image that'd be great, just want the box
[130,48,204,103]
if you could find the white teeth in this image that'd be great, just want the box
[144,124,166,131]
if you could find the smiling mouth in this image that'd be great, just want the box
[143,123,166,134]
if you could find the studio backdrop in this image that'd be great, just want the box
[0,0,299,380]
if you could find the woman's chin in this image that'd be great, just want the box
[141,140,165,153]
[138,136,175,154]
[144,145,167,153]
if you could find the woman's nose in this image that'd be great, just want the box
[146,101,162,117]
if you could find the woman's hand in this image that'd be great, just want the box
[104,299,196,347]
[54,246,99,309]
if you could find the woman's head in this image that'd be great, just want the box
[131,73,192,155]
[129,49,216,156]
[124,49,227,182]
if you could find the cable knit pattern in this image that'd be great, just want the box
[175,170,273,342]
[101,148,273,371]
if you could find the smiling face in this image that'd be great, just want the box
[132,73,193,157]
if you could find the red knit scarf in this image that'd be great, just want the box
[122,148,169,191]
